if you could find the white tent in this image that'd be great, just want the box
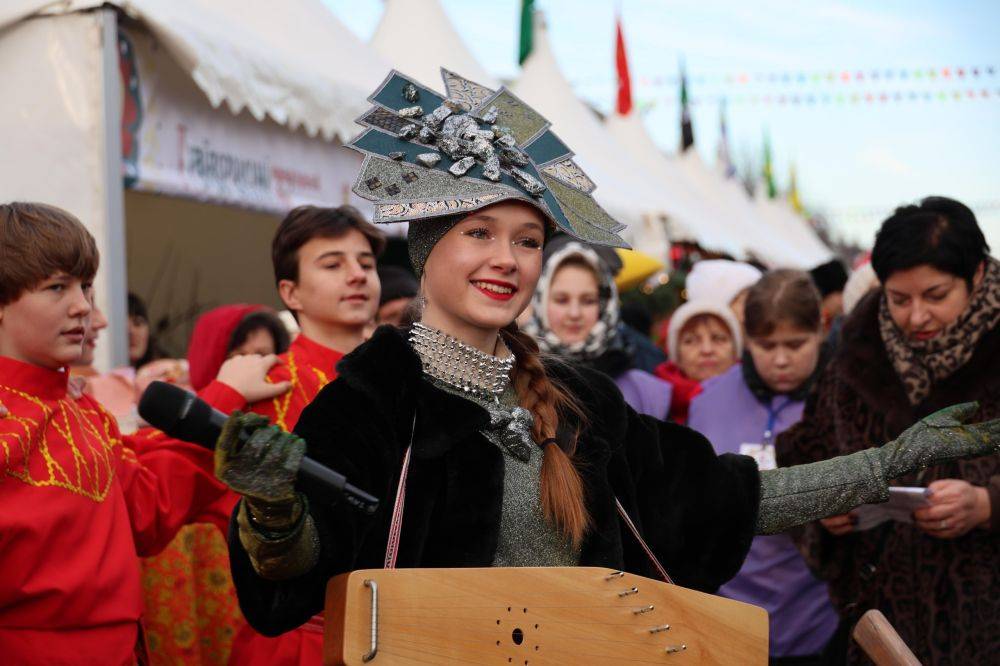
[371,0,499,89]
[512,12,683,258]
[2,0,391,139]
[605,111,749,259]
[675,150,812,267]
[0,1,390,366]
[753,191,833,268]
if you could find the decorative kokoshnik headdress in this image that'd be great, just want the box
[346,68,629,274]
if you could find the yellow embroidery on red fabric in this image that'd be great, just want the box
[0,385,118,501]
[271,351,299,432]
[310,366,330,388]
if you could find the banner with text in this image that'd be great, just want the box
[120,27,371,216]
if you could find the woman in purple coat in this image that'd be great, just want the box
[523,238,673,419]
[688,270,840,664]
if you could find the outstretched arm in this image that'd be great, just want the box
[756,402,1000,534]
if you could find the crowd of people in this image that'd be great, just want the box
[1,67,997,666]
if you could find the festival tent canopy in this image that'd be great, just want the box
[675,150,814,267]
[753,191,834,268]
[605,111,750,259]
[371,0,499,89]
[1,1,391,367]
[511,13,689,256]
[3,0,391,141]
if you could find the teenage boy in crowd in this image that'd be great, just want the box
[203,205,384,429]
[0,202,245,664]
[198,204,385,664]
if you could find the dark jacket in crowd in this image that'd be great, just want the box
[776,291,1000,665]
[618,323,667,373]
[230,325,760,636]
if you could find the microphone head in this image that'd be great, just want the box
[138,381,218,448]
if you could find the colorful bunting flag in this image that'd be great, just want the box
[788,165,804,214]
[763,132,776,199]
[615,14,633,115]
[716,98,736,178]
[679,59,694,151]
[571,64,999,89]
[518,0,535,65]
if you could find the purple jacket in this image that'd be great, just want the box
[689,365,838,657]
[614,368,672,420]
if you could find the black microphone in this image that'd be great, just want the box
[138,381,379,514]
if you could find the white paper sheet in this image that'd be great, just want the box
[853,487,930,531]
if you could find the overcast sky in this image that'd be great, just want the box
[323,0,1000,250]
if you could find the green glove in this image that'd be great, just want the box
[756,402,1000,535]
[215,411,305,505]
[881,402,1000,479]
[215,412,320,580]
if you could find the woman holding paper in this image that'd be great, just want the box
[689,270,840,664]
[777,196,1000,664]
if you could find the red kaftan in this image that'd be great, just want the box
[205,334,343,666]
[0,356,229,665]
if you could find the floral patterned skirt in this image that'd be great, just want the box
[141,524,244,665]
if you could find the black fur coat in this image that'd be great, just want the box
[230,326,760,636]
[776,291,1000,664]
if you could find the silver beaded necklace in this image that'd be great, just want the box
[410,322,537,462]
[409,322,516,402]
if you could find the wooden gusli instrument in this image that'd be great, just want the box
[323,567,768,665]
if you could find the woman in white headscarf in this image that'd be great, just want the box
[524,239,673,419]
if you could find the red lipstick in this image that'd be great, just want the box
[471,279,518,302]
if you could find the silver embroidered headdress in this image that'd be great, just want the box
[346,68,629,249]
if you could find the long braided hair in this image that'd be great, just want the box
[501,323,591,547]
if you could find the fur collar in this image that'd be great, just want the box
[336,325,490,459]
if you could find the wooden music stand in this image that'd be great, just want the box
[324,567,768,664]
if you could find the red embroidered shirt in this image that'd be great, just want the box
[251,334,343,431]
[0,356,228,665]
[200,334,343,666]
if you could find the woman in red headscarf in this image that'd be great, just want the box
[140,305,290,666]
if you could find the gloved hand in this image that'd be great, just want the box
[880,402,1000,480]
[215,411,304,503]
[215,412,320,579]
[216,411,306,536]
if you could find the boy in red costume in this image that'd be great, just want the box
[198,205,384,664]
[0,202,237,664]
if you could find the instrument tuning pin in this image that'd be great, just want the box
[633,605,655,615]
[604,571,625,581]
[665,645,687,655]
[649,625,671,634]
[618,587,639,597]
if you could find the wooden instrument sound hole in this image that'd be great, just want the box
[512,628,524,645]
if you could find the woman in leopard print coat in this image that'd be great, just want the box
[777,197,999,665]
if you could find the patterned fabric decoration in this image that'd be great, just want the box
[541,159,596,194]
[141,524,243,666]
[442,68,495,111]
[346,68,629,248]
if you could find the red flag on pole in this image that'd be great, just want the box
[615,16,632,115]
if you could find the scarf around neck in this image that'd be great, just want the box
[878,256,1000,405]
